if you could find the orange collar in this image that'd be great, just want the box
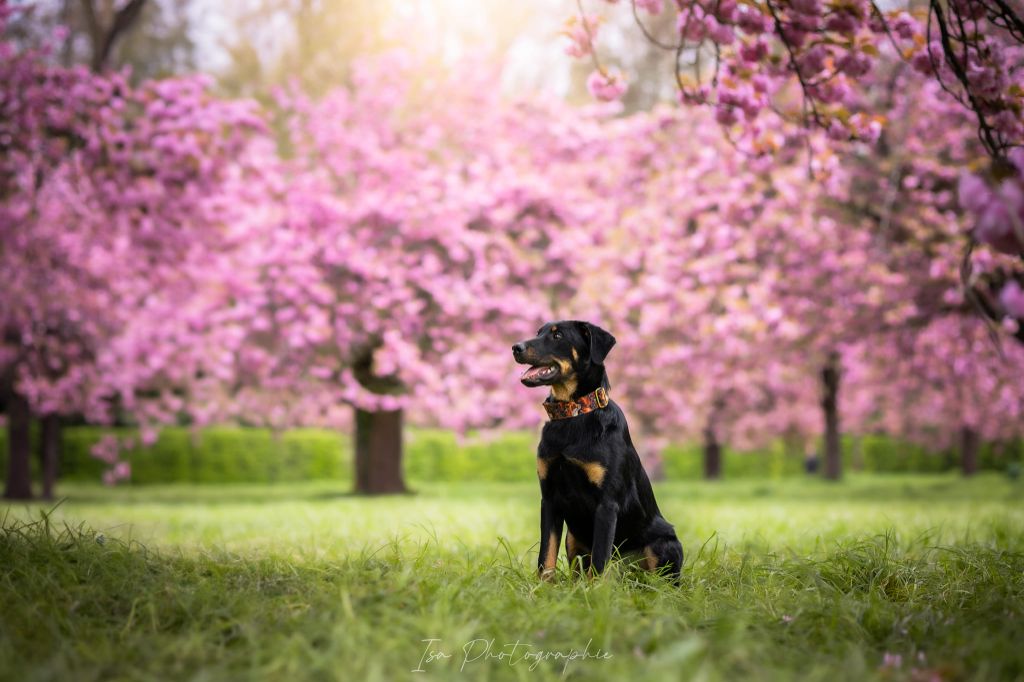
[543,387,610,420]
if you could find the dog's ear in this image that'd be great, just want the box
[578,322,616,365]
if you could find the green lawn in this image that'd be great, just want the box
[2,475,1023,681]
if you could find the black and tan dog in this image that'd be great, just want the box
[513,320,683,581]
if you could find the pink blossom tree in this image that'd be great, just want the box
[568,0,1024,340]
[566,98,887,480]
[569,53,1022,479]
[129,56,624,494]
[568,0,1021,155]
[0,9,263,499]
[844,314,1024,474]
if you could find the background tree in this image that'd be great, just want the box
[1,0,200,499]
[113,54,618,494]
[0,9,262,498]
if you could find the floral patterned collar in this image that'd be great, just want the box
[543,387,610,420]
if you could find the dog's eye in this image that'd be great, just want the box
[553,331,563,340]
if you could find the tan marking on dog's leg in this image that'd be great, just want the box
[643,546,659,571]
[540,530,559,580]
[537,456,549,480]
[568,458,606,487]
[566,532,578,562]
[566,531,590,572]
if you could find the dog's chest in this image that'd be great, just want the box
[538,454,603,532]
[539,454,605,503]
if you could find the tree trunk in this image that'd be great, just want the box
[4,390,33,500]
[821,352,842,481]
[39,414,61,500]
[960,425,980,477]
[80,0,149,72]
[703,425,722,480]
[354,408,406,494]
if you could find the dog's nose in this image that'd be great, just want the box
[512,343,526,356]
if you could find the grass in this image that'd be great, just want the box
[1,474,1023,681]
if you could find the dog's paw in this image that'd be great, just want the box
[538,567,557,582]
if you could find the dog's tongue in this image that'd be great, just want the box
[521,366,547,381]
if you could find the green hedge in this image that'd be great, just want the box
[0,426,537,485]
[661,434,1019,480]
[405,429,537,482]
[662,440,807,480]
[0,426,1018,485]
[0,426,350,485]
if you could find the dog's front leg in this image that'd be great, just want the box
[590,500,619,573]
[538,499,563,580]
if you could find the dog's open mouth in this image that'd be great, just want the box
[520,364,558,384]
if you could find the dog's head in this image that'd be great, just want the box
[512,321,616,396]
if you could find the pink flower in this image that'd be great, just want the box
[677,9,708,40]
[837,52,872,77]
[882,652,903,668]
[715,104,739,125]
[791,0,821,14]
[994,110,1024,141]
[635,0,663,14]
[912,41,944,75]
[91,435,121,465]
[737,9,770,34]
[893,12,918,39]
[961,170,1024,254]
[716,0,738,22]
[587,68,628,102]
[1000,281,1024,318]
[849,113,882,144]
[782,24,806,47]
[958,171,992,216]
[824,12,859,33]
[827,119,849,141]
[797,44,828,75]
[1010,148,1024,176]
[705,16,736,44]
[140,425,159,446]
[740,40,769,63]
[113,460,131,481]
[563,15,601,58]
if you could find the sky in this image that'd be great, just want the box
[186,0,582,98]
[180,0,680,106]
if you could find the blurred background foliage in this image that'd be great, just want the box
[4,0,1021,491]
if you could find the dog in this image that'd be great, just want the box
[513,320,683,581]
